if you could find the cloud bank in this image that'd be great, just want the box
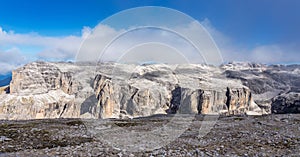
[200,18,300,64]
[0,27,87,74]
[0,18,299,74]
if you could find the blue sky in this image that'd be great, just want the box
[0,0,299,74]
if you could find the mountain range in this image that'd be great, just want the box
[0,61,299,120]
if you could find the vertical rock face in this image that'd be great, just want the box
[10,62,78,95]
[6,61,296,120]
[93,73,171,119]
[0,62,95,120]
[199,89,228,114]
[93,74,116,118]
[92,64,262,119]
[222,62,300,114]
[226,87,251,114]
[169,88,228,115]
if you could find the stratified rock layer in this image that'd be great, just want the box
[1,61,299,120]
[1,62,96,120]
[93,64,261,118]
[222,62,300,114]
[10,62,78,95]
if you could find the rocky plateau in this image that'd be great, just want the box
[0,61,299,156]
[0,61,299,120]
[0,114,299,156]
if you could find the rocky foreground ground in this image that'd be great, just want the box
[0,114,299,157]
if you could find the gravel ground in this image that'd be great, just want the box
[0,114,299,157]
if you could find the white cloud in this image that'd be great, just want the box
[0,26,85,74]
[0,27,79,47]
[0,26,83,61]
[76,25,125,62]
[201,19,300,64]
[0,19,299,75]
[81,26,92,39]
[37,35,81,60]
[77,21,223,65]
[93,25,205,63]
[248,44,300,64]
[0,62,17,75]
[0,47,27,74]
[250,45,283,63]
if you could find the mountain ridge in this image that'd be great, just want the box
[0,61,299,120]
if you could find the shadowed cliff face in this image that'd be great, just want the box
[222,62,300,114]
[0,61,299,120]
[92,64,261,118]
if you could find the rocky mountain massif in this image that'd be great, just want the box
[223,63,300,114]
[0,61,299,120]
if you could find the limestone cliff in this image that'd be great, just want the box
[0,62,96,120]
[1,61,298,120]
[222,62,300,114]
[10,62,78,95]
[93,64,262,118]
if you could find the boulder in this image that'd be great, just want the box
[271,92,300,114]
